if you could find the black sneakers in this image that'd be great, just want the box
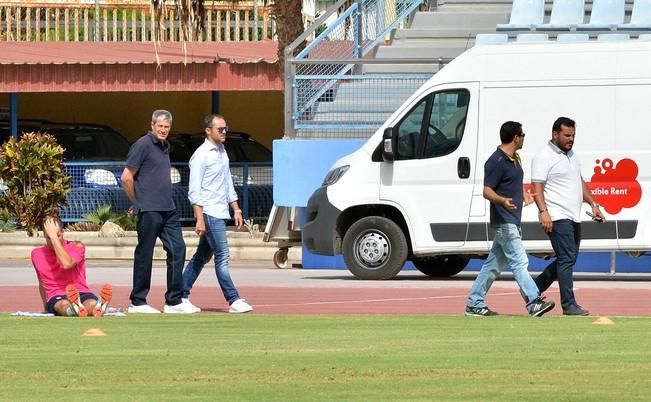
[528,298,555,317]
[563,304,589,316]
[465,306,499,316]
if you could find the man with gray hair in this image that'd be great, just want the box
[121,110,197,314]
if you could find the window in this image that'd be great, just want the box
[395,99,426,160]
[393,89,470,161]
[423,90,469,158]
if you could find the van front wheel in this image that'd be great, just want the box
[343,216,408,280]
[412,256,469,277]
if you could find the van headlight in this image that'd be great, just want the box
[170,167,181,184]
[322,165,350,187]
[84,169,118,186]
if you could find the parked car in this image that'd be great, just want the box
[0,120,134,222]
[169,131,272,162]
[2,120,130,158]
[168,131,274,220]
[1,121,131,187]
[168,131,273,185]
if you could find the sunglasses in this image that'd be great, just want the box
[212,126,229,134]
[517,133,526,137]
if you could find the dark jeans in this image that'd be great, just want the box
[534,219,581,309]
[130,210,186,306]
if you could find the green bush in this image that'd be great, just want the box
[0,132,71,236]
[0,207,16,232]
[75,204,136,232]
[110,211,137,231]
[82,204,113,226]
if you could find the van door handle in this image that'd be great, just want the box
[458,157,470,179]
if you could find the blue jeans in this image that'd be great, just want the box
[182,214,240,304]
[130,210,185,306]
[535,219,581,309]
[467,223,540,310]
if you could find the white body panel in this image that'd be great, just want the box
[325,40,651,255]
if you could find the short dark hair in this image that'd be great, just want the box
[500,121,523,144]
[203,114,226,130]
[552,117,575,132]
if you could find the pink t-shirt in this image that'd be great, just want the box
[31,241,92,302]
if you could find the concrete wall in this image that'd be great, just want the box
[2,91,283,149]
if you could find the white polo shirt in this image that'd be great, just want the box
[531,141,583,223]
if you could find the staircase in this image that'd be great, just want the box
[296,0,513,139]
[364,0,513,74]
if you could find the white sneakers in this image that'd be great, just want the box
[163,302,200,314]
[128,299,250,314]
[181,298,201,313]
[128,302,198,314]
[127,304,161,314]
[229,299,253,314]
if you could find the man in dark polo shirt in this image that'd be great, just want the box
[121,110,196,314]
[465,121,555,317]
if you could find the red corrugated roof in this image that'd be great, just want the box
[0,40,279,65]
[0,40,281,92]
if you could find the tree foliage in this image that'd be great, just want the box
[0,133,71,236]
[150,0,205,42]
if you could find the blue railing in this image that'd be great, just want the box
[59,162,273,223]
[284,0,427,139]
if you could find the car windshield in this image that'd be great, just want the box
[230,141,272,162]
[54,130,131,161]
[169,134,271,163]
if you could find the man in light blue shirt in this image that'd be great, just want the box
[181,114,253,314]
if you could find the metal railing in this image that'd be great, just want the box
[58,162,273,223]
[0,0,274,42]
[284,0,438,139]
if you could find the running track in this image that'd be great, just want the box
[1,260,650,316]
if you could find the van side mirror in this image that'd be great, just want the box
[382,127,396,162]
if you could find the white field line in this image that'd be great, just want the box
[253,291,529,308]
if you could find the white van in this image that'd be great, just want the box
[302,40,651,279]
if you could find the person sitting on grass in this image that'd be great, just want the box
[31,214,112,317]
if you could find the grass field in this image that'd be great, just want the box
[1,314,650,401]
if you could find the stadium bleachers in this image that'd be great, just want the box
[516,32,550,40]
[474,33,510,45]
[577,0,626,30]
[297,0,651,140]
[472,0,651,45]
[618,0,651,29]
[499,0,649,35]
[556,32,592,39]
[497,0,546,30]
[597,32,632,38]
[536,0,586,30]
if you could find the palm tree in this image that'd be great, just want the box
[270,0,304,72]
[150,0,304,77]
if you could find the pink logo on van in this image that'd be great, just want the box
[588,158,641,215]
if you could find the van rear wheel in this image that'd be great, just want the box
[412,256,469,277]
[343,216,408,280]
